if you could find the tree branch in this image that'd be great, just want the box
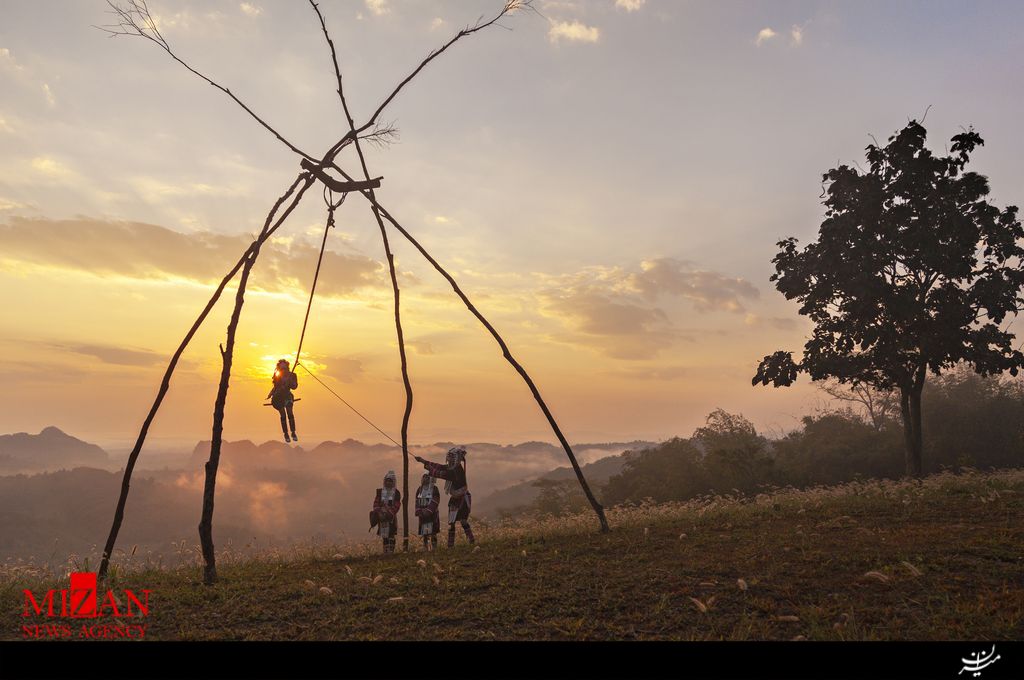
[97,0,318,162]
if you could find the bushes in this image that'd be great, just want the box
[597,371,1023,507]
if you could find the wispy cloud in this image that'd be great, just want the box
[755,27,777,46]
[0,217,386,298]
[537,258,762,359]
[41,83,55,107]
[743,313,797,330]
[790,23,806,47]
[2,48,58,109]
[0,47,26,76]
[321,356,365,383]
[615,0,646,12]
[30,156,74,179]
[128,176,249,204]
[628,258,760,312]
[365,0,390,17]
[52,342,163,367]
[0,197,27,212]
[548,20,600,44]
[239,2,263,18]
[407,340,436,356]
[613,365,689,381]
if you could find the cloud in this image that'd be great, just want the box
[755,27,777,46]
[615,0,646,11]
[41,83,55,107]
[239,2,263,17]
[407,340,435,356]
[430,17,446,31]
[540,278,681,360]
[0,197,27,211]
[365,0,390,17]
[790,23,806,47]
[128,176,249,204]
[743,313,798,330]
[0,47,24,73]
[147,8,230,33]
[614,365,689,381]
[0,217,386,298]
[1,48,56,109]
[52,343,163,367]
[628,258,760,312]
[548,20,600,44]
[537,258,762,359]
[320,356,365,383]
[30,156,74,179]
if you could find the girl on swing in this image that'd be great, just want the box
[268,359,299,443]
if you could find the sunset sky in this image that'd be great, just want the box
[1,0,1022,449]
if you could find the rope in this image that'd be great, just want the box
[294,187,347,367]
[286,188,401,448]
[295,363,401,448]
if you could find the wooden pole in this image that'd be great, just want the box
[198,175,315,584]
[98,173,309,580]
[310,0,415,551]
[371,202,610,533]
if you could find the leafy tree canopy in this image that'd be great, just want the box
[753,121,1024,393]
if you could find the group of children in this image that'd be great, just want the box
[269,360,476,553]
[370,446,475,553]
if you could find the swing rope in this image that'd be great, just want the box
[294,186,346,368]
[295,362,401,448]
[288,186,402,449]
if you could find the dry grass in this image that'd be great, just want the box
[3,467,1022,640]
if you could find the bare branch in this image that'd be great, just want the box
[353,0,535,136]
[819,380,898,432]
[97,0,317,162]
[360,122,400,149]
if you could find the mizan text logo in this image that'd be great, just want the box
[21,572,152,639]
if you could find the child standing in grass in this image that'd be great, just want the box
[370,470,402,554]
[415,473,441,551]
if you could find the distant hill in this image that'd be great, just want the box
[0,427,109,473]
[475,442,656,516]
[0,432,651,562]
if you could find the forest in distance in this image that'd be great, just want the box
[2,365,1020,568]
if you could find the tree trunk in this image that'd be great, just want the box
[898,379,925,478]
[198,179,314,584]
[198,250,258,584]
[98,174,308,581]
[324,44,415,551]
[908,379,924,478]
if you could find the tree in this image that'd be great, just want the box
[753,120,1024,476]
[601,438,707,506]
[691,409,772,495]
[818,380,898,432]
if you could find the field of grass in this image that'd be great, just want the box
[3,468,1023,640]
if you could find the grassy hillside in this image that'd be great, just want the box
[4,468,1022,640]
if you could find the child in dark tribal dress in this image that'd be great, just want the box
[414,473,441,551]
[370,470,402,553]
